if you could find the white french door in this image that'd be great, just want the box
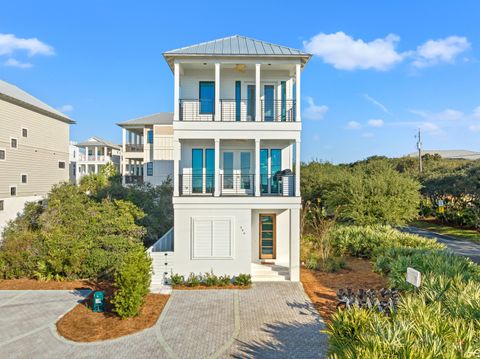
[221,151,253,195]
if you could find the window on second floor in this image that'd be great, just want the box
[0,200,4,211]
[11,138,17,148]
[21,174,27,184]
[22,128,28,137]
[199,81,215,114]
[0,149,5,160]
[147,130,153,144]
[147,162,153,176]
[10,186,17,196]
[58,161,66,169]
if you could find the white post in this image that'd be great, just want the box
[214,139,220,196]
[173,140,180,196]
[94,146,98,162]
[295,139,301,196]
[255,139,260,196]
[255,63,261,121]
[174,62,180,121]
[289,208,301,281]
[104,146,107,161]
[215,63,221,121]
[295,63,301,122]
[122,128,126,152]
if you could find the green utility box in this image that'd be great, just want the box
[92,291,105,313]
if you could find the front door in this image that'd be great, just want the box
[259,214,276,259]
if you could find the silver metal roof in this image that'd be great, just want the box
[164,35,310,56]
[76,136,121,149]
[0,80,74,124]
[117,112,173,127]
[407,150,480,160]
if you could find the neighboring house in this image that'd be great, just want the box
[117,112,174,186]
[149,35,311,288]
[0,80,74,235]
[407,149,480,160]
[69,141,79,184]
[75,136,122,183]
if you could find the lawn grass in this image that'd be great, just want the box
[411,220,480,244]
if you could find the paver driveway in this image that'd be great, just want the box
[0,283,327,359]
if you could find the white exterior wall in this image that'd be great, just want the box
[0,195,43,236]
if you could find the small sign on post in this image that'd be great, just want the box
[438,200,445,214]
[406,267,421,288]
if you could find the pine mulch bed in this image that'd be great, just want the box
[301,257,388,322]
[173,284,251,290]
[0,278,97,290]
[56,290,169,342]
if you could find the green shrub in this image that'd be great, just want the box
[218,275,232,286]
[233,273,251,286]
[305,253,319,270]
[319,256,346,273]
[330,225,444,259]
[170,273,184,286]
[185,273,201,287]
[203,271,219,286]
[111,249,152,319]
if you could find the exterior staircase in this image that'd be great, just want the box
[148,228,174,294]
[251,262,290,282]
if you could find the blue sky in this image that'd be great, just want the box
[1,1,479,163]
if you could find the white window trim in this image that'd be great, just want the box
[20,173,28,184]
[10,185,17,197]
[0,148,5,160]
[21,127,28,138]
[190,216,235,260]
[58,160,66,169]
[10,137,18,149]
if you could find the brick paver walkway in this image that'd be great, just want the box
[0,283,327,359]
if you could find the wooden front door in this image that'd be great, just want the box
[259,214,276,259]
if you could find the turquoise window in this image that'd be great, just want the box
[147,162,153,176]
[260,149,269,193]
[192,149,203,193]
[235,81,241,121]
[199,81,215,114]
[240,152,251,189]
[281,81,286,121]
[271,149,281,193]
[264,85,275,121]
[247,85,255,121]
[147,130,153,144]
[205,149,214,193]
[223,152,234,189]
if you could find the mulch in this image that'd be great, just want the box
[301,257,388,322]
[0,278,101,290]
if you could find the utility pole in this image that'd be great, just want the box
[416,128,423,173]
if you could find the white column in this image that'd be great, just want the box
[104,146,107,161]
[173,140,180,196]
[255,139,260,197]
[94,146,98,162]
[122,128,126,152]
[214,139,220,196]
[295,63,301,122]
[295,140,301,196]
[174,62,180,121]
[255,63,261,121]
[289,208,301,282]
[215,63,221,121]
[95,164,98,174]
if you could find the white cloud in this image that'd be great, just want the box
[368,119,384,127]
[473,106,480,119]
[363,94,391,114]
[409,108,464,121]
[3,58,32,69]
[58,104,74,113]
[413,36,470,68]
[0,33,54,57]
[346,121,362,130]
[303,96,328,120]
[469,124,480,132]
[303,32,404,71]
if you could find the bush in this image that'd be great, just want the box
[233,273,252,286]
[324,161,421,225]
[218,275,232,286]
[304,253,319,270]
[203,271,220,286]
[111,249,152,319]
[330,225,444,259]
[170,273,184,286]
[0,183,146,280]
[319,256,346,273]
[185,272,201,287]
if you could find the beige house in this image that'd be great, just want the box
[0,80,74,235]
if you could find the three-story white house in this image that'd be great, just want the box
[150,36,311,284]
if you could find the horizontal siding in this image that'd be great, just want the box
[0,99,70,197]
